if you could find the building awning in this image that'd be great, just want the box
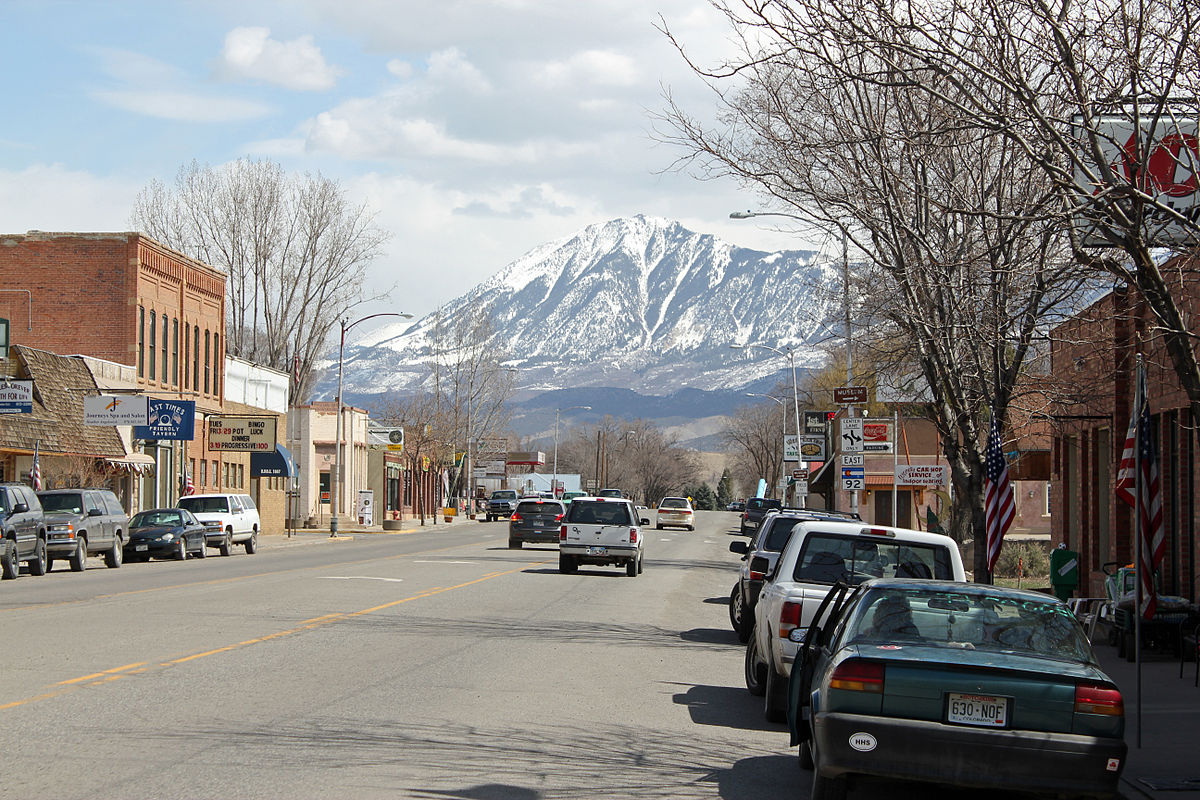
[251,443,296,478]
[106,453,157,474]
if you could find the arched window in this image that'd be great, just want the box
[213,334,220,397]
[193,325,200,392]
[160,313,168,383]
[171,318,179,385]
[204,330,211,395]
[148,312,156,381]
[137,306,145,378]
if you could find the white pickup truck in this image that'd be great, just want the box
[558,497,648,577]
[746,520,965,722]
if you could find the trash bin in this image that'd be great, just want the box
[1050,545,1079,603]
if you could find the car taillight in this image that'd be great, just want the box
[510,513,523,522]
[554,513,563,522]
[630,529,638,543]
[779,600,802,638]
[742,512,748,520]
[829,660,885,693]
[559,526,567,541]
[1075,683,1124,716]
[749,570,765,581]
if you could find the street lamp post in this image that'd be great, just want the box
[331,312,412,537]
[553,405,591,497]
[746,392,787,500]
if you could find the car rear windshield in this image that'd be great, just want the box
[39,493,85,514]
[566,501,634,525]
[844,587,1095,663]
[178,497,230,514]
[516,500,564,515]
[792,533,954,585]
[659,498,689,509]
[492,491,517,500]
[747,498,781,511]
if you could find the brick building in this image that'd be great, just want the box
[1050,278,1199,601]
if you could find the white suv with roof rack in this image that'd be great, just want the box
[746,520,965,722]
[177,493,260,555]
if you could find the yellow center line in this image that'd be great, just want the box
[3,559,548,713]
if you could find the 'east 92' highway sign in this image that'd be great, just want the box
[207,416,277,451]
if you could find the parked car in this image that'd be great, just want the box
[0,483,47,579]
[485,490,519,522]
[38,488,129,571]
[177,492,260,555]
[789,579,1127,800]
[558,497,647,576]
[509,498,565,548]
[746,520,965,722]
[656,496,695,531]
[125,508,209,561]
[727,499,746,513]
[728,509,862,643]
[739,496,782,535]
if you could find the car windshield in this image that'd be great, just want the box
[516,501,563,515]
[763,518,805,551]
[844,586,1096,663]
[178,497,229,514]
[659,498,689,509]
[132,510,183,527]
[598,489,622,497]
[792,533,954,585]
[492,491,517,500]
[567,501,633,525]
[40,494,84,514]
[747,498,780,511]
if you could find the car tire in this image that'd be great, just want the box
[765,661,788,723]
[508,539,522,549]
[745,636,767,696]
[220,532,232,557]
[1,538,18,579]
[558,553,577,574]
[46,557,54,572]
[105,536,123,568]
[69,538,87,572]
[730,586,753,644]
[798,740,814,770]
[688,525,694,531]
[656,523,662,530]
[176,538,187,560]
[28,539,47,576]
[810,735,847,800]
[196,537,207,558]
[637,551,644,574]
[245,530,258,555]
[626,556,638,577]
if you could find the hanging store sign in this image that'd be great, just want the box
[0,379,33,414]
[84,395,149,425]
[133,399,195,440]
[207,415,277,451]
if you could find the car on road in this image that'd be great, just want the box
[177,492,260,555]
[485,490,519,522]
[728,509,862,643]
[561,491,586,505]
[789,579,1127,800]
[38,488,129,571]
[746,520,964,722]
[655,497,695,531]
[597,488,624,498]
[0,483,48,579]
[508,498,565,548]
[739,496,782,535]
[558,496,647,576]
[727,499,746,513]
[125,508,209,561]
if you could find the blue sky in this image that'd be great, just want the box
[1,0,810,322]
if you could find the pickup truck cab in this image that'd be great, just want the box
[485,490,519,522]
[746,520,964,722]
[558,496,648,577]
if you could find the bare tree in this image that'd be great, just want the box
[371,390,449,526]
[722,400,786,500]
[130,158,390,403]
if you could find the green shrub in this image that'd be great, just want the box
[992,540,1050,579]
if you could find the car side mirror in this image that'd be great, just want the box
[88,508,104,516]
[749,555,772,579]
[13,503,28,514]
[729,540,749,555]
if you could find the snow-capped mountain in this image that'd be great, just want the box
[339,215,841,401]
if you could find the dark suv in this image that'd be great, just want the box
[508,498,565,548]
[739,496,782,535]
[727,508,861,641]
[38,488,129,571]
[0,483,48,579]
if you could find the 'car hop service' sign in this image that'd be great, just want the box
[133,399,195,440]
[85,395,149,425]
[207,416,277,451]
[894,465,949,486]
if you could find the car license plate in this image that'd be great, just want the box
[946,693,1007,727]
[586,546,607,555]
[135,544,148,552]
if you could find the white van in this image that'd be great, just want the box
[177,493,260,555]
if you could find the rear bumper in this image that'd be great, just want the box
[510,526,559,543]
[560,544,638,563]
[813,711,1126,796]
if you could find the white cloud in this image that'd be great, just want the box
[216,26,343,91]
[533,50,639,89]
[426,48,491,93]
[0,164,142,232]
[91,89,272,123]
[386,59,414,79]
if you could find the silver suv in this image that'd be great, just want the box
[38,488,129,571]
[177,493,261,555]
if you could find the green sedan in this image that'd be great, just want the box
[789,579,1127,800]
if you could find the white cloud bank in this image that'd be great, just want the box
[216,26,344,91]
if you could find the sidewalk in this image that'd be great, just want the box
[257,512,477,547]
[1093,639,1200,799]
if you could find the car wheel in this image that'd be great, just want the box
[219,532,232,557]
[656,523,663,530]
[688,525,694,531]
[745,637,767,696]
[1,539,18,579]
[730,586,752,643]
[729,584,743,630]
[69,538,87,572]
[508,538,522,549]
[28,539,47,576]
[196,537,207,558]
[810,735,847,800]
[46,557,55,572]
[626,556,638,577]
[637,551,644,574]
[245,530,258,555]
[765,661,789,723]
[105,536,123,568]
[176,538,187,560]
[798,740,814,770]
[558,553,577,574]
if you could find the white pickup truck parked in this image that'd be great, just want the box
[558,497,648,577]
[746,520,965,721]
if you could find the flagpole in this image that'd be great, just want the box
[1134,354,1143,750]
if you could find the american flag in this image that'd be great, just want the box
[1114,406,1137,507]
[183,467,195,496]
[1135,369,1164,619]
[30,441,42,492]
[984,416,1015,574]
